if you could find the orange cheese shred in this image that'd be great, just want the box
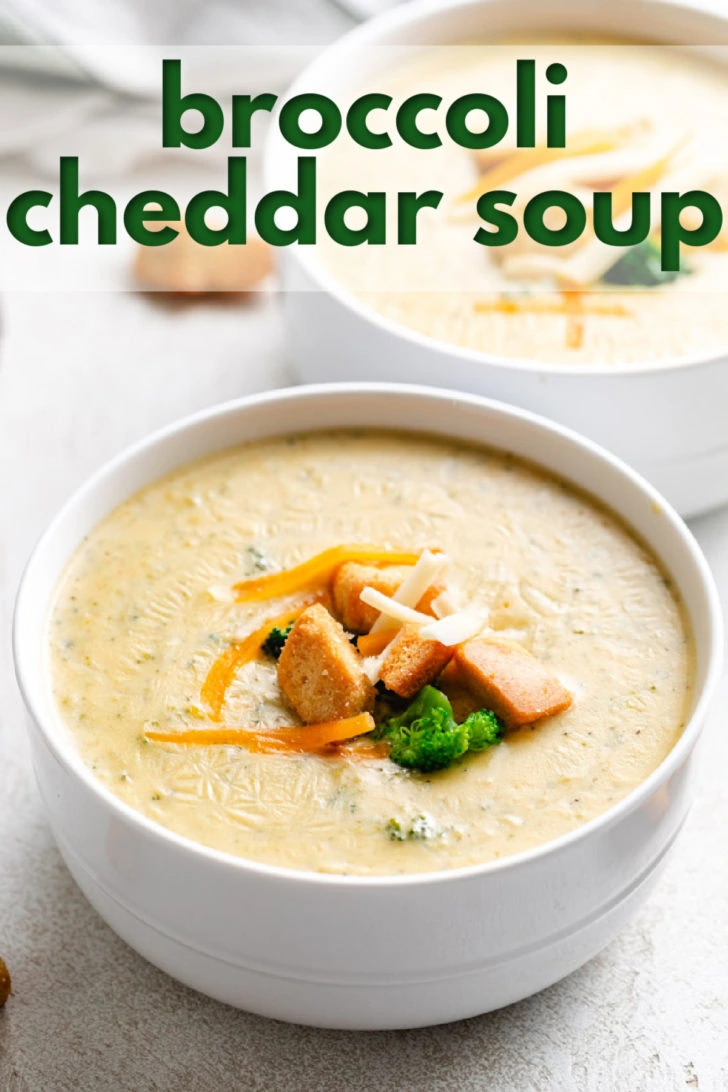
[145,712,376,755]
[608,142,682,220]
[473,296,628,317]
[200,594,326,721]
[356,628,399,658]
[458,125,641,205]
[232,545,422,603]
[332,739,390,762]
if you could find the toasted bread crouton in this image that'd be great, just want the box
[277,603,375,724]
[332,564,413,633]
[135,224,272,295]
[440,639,572,728]
[378,625,453,699]
[437,658,484,720]
[332,563,445,633]
[434,667,483,722]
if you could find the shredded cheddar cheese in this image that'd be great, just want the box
[232,544,422,603]
[146,713,376,754]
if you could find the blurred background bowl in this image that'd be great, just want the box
[266,0,728,518]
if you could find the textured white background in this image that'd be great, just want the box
[0,289,727,1091]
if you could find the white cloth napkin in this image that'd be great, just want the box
[0,0,407,182]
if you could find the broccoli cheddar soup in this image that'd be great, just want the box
[49,432,693,875]
[318,39,728,367]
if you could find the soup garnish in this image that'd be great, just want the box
[143,545,571,773]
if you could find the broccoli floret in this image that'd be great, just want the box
[246,544,272,572]
[376,684,452,734]
[601,238,687,287]
[408,813,439,840]
[386,814,440,841]
[377,685,503,773]
[462,709,504,751]
[390,710,469,772]
[376,686,469,772]
[261,622,294,660]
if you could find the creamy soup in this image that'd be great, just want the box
[49,431,693,874]
[318,39,728,367]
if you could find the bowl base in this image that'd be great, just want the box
[57,834,668,1030]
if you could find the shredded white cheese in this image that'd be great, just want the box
[362,634,400,684]
[362,652,384,684]
[207,583,236,603]
[419,610,488,647]
[430,590,458,619]
[369,549,449,633]
[359,587,432,628]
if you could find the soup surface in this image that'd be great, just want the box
[49,431,693,874]
[318,39,728,367]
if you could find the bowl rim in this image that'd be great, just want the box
[262,0,728,379]
[13,381,725,889]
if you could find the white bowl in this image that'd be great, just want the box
[13,384,723,1029]
[265,0,728,518]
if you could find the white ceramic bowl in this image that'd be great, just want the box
[13,384,723,1029]
[266,0,728,518]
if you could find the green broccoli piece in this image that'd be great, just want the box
[389,709,469,772]
[377,686,469,772]
[377,685,504,773]
[377,684,453,730]
[386,814,439,841]
[462,709,505,751]
[408,813,439,840]
[261,622,294,660]
[601,238,686,287]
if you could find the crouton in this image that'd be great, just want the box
[378,625,453,699]
[440,639,572,728]
[332,564,413,632]
[437,657,464,691]
[134,223,272,295]
[332,563,444,633]
[277,603,375,724]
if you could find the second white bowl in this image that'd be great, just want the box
[266,0,728,517]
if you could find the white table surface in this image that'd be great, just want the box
[1,287,727,1091]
